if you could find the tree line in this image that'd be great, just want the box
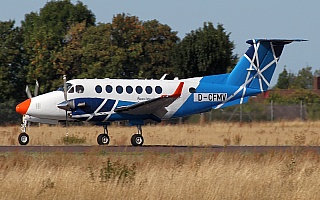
[0,0,235,102]
[0,0,235,124]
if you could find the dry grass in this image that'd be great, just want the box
[1,121,320,199]
[1,121,320,146]
[1,151,320,199]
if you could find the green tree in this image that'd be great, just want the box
[21,0,95,93]
[53,21,87,79]
[293,66,313,89]
[79,22,114,78]
[77,13,179,79]
[139,19,179,78]
[106,13,143,78]
[0,20,26,124]
[0,20,26,101]
[172,22,236,78]
[275,66,314,89]
[314,69,320,77]
[275,66,291,89]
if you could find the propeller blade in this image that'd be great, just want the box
[63,75,69,137]
[25,85,32,99]
[34,80,39,97]
[63,75,67,101]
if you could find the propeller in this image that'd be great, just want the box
[34,80,39,97]
[63,75,67,101]
[22,80,40,134]
[63,75,69,137]
[25,80,39,99]
[25,86,32,99]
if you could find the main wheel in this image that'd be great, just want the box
[18,132,29,145]
[131,134,144,146]
[97,134,110,145]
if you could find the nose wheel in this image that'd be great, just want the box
[18,132,29,145]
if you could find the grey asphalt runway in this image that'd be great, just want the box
[0,145,319,154]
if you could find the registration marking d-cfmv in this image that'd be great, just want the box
[194,93,227,102]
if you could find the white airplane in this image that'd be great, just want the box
[15,39,306,146]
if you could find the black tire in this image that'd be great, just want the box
[18,132,29,145]
[97,134,110,145]
[131,134,144,146]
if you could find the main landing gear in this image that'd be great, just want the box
[97,125,110,145]
[96,125,144,146]
[131,125,144,146]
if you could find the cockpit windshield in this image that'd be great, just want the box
[57,83,73,92]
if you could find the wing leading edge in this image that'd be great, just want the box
[114,82,184,118]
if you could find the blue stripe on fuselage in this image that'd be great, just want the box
[172,75,260,118]
[71,98,134,117]
[71,98,144,122]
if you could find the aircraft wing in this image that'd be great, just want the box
[114,82,184,119]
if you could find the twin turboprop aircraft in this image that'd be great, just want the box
[15,39,305,146]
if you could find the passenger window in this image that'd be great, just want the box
[95,85,102,93]
[106,85,113,93]
[76,85,84,93]
[155,86,162,94]
[116,85,123,94]
[145,86,152,94]
[189,87,196,93]
[126,86,133,94]
[136,86,143,94]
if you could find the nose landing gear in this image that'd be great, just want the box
[18,116,29,145]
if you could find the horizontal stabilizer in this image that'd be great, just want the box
[246,39,307,45]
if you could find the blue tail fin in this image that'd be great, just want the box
[227,39,306,92]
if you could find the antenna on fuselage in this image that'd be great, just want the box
[160,74,168,80]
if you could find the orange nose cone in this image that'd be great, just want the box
[16,99,31,115]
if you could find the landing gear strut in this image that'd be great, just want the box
[97,125,110,145]
[131,125,144,146]
[18,115,29,145]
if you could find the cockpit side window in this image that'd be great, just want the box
[76,85,84,93]
[68,86,74,93]
[57,83,73,92]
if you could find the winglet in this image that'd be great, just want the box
[162,82,184,98]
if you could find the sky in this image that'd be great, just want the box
[1,0,319,86]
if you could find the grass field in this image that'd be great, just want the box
[1,121,320,199]
[1,121,320,146]
[1,149,320,199]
